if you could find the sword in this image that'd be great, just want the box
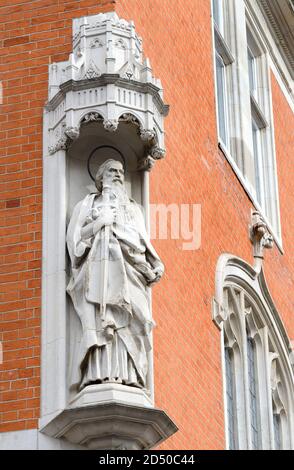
[99,177,114,341]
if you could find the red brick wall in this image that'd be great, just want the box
[0,0,293,450]
[0,0,116,434]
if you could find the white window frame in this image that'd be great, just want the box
[212,0,225,36]
[251,117,266,209]
[215,51,230,147]
[246,23,282,242]
[212,0,234,152]
[211,0,282,249]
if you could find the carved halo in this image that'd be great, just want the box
[87,145,126,181]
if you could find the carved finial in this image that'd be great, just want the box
[249,210,273,262]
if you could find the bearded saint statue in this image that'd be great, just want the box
[66,159,164,392]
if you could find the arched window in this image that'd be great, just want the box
[213,255,294,449]
[224,346,237,449]
[246,334,261,449]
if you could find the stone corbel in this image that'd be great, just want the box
[150,145,166,160]
[249,210,274,274]
[137,145,166,172]
[137,155,156,172]
[116,113,166,171]
[140,129,156,142]
[41,385,178,450]
[65,126,80,140]
[212,297,228,330]
[139,128,166,161]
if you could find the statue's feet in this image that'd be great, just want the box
[122,379,144,389]
[104,377,122,384]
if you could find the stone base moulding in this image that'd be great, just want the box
[40,384,178,450]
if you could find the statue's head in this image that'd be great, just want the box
[95,159,125,193]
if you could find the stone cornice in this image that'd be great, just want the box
[45,74,169,117]
[259,0,294,79]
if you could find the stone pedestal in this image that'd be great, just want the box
[40,384,177,450]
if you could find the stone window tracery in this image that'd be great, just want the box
[213,255,294,450]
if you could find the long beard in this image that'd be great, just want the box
[109,181,129,203]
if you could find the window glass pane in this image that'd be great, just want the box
[252,120,261,205]
[212,0,223,34]
[247,48,256,96]
[252,118,265,208]
[273,413,282,450]
[225,347,237,449]
[247,337,261,449]
[216,53,228,146]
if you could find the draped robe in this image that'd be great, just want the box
[66,191,163,391]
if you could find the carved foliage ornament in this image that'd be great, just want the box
[89,38,104,48]
[81,112,102,123]
[270,355,286,415]
[103,119,119,132]
[49,112,166,163]
[48,125,80,155]
[84,60,101,79]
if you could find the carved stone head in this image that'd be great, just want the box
[95,159,125,193]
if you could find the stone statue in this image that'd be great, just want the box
[66,159,164,392]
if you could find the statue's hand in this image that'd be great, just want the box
[143,320,154,335]
[93,206,116,234]
[150,264,164,284]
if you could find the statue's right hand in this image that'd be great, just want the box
[93,207,116,233]
[102,207,116,226]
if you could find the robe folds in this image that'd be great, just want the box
[66,192,163,390]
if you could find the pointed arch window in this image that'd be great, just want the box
[224,346,237,450]
[246,334,261,449]
[214,255,294,450]
[270,354,291,450]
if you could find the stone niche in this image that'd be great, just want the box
[40,12,177,450]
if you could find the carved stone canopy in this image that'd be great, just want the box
[45,12,169,170]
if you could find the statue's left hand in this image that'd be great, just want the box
[150,265,164,283]
[143,320,155,335]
